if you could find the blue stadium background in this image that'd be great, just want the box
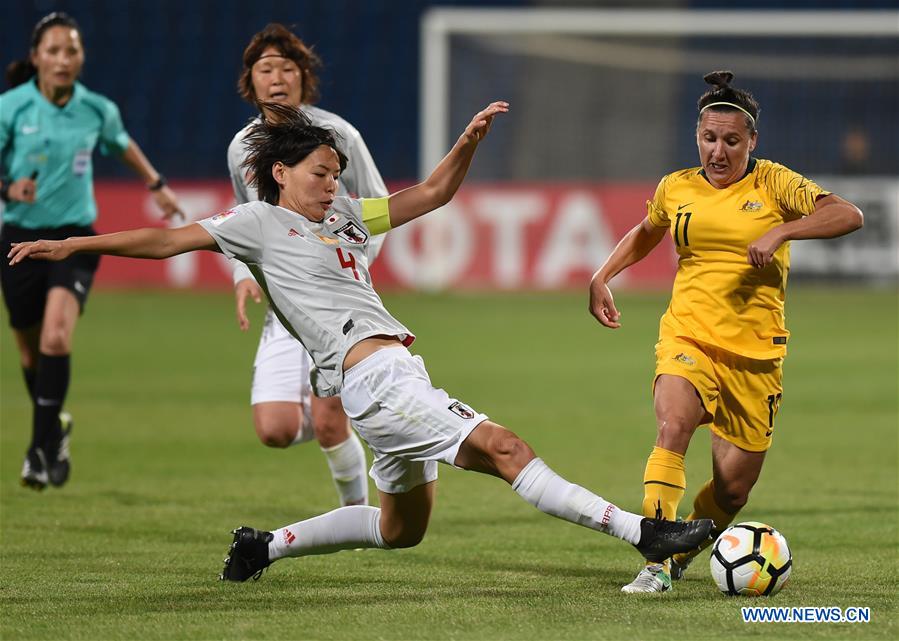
[4,0,897,182]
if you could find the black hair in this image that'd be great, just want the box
[697,70,760,134]
[241,103,348,205]
[5,12,82,88]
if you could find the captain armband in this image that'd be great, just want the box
[361,197,392,235]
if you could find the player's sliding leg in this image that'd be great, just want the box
[312,395,369,506]
[221,349,709,583]
[623,375,706,593]
[220,483,432,581]
[221,420,711,582]
[454,421,711,560]
[672,435,765,580]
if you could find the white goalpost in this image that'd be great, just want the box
[419,8,899,178]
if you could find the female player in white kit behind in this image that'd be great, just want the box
[228,24,385,507]
[8,102,712,584]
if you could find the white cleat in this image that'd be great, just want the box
[621,563,672,593]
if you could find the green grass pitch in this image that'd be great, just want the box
[1,288,896,640]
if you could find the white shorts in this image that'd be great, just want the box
[250,309,313,406]
[340,346,488,494]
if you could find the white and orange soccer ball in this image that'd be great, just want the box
[709,521,792,596]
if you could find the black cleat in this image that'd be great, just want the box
[46,412,73,487]
[21,448,48,491]
[220,526,274,582]
[633,517,713,563]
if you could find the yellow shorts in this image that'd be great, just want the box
[654,336,783,452]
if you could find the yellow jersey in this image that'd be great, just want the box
[647,158,828,360]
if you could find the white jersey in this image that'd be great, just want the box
[199,198,413,397]
[227,105,387,284]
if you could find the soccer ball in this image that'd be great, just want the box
[709,521,792,596]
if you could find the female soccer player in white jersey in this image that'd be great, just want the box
[227,24,386,507]
[8,102,712,583]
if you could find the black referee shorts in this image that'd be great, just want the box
[0,223,101,329]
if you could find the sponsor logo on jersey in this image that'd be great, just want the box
[288,228,301,237]
[73,281,86,294]
[335,221,368,245]
[673,352,696,366]
[677,202,693,211]
[739,200,763,212]
[448,401,475,419]
[210,209,238,226]
[283,528,296,545]
[21,124,39,135]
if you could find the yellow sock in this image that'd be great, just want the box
[672,479,739,566]
[642,446,686,570]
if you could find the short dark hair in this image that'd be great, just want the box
[697,70,760,134]
[6,12,82,88]
[241,103,348,205]
[237,23,322,107]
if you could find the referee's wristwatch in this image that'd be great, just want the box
[148,175,167,191]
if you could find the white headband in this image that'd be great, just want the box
[700,101,756,125]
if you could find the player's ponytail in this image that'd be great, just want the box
[5,60,37,88]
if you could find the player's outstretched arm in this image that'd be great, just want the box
[589,218,668,329]
[8,223,218,265]
[387,101,508,229]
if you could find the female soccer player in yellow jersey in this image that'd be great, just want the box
[589,71,863,593]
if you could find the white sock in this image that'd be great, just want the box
[512,458,643,544]
[268,506,389,560]
[321,431,368,506]
[290,402,315,446]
